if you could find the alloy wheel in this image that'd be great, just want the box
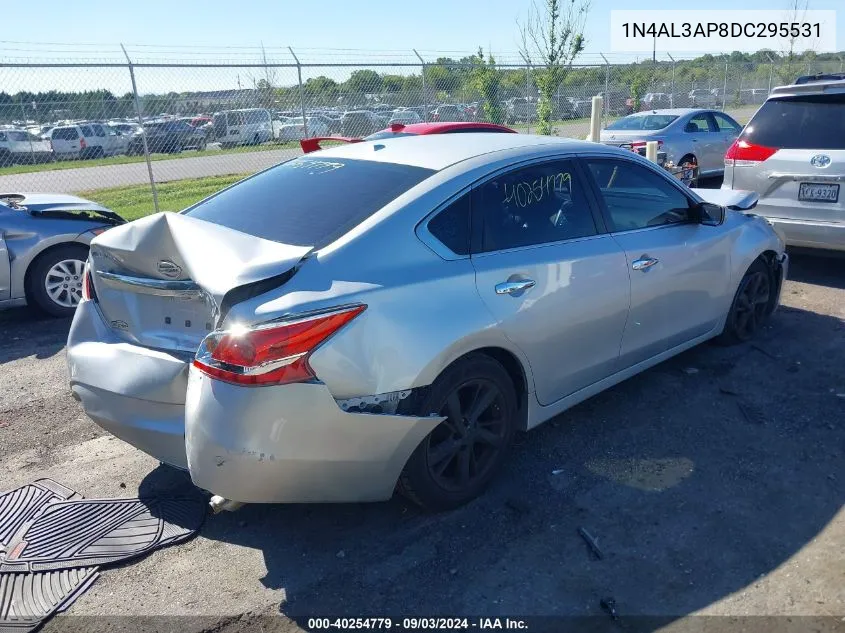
[44,259,85,308]
[732,270,771,340]
[426,378,508,492]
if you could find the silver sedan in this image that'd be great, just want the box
[599,108,743,177]
[67,134,786,511]
[0,193,124,317]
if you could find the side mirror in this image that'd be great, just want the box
[695,202,725,226]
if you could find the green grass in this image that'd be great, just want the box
[0,141,299,176]
[79,173,249,222]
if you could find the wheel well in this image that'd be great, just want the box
[679,153,697,164]
[23,242,88,301]
[757,250,782,314]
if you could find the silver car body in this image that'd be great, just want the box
[722,78,845,251]
[599,108,742,177]
[66,134,786,504]
[0,193,119,309]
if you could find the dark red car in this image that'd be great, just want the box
[300,121,516,154]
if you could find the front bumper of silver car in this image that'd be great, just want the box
[67,299,441,503]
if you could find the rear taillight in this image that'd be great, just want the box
[79,137,87,149]
[630,139,663,149]
[192,304,366,386]
[81,264,95,302]
[725,139,777,166]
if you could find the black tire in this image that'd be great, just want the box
[252,133,260,145]
[718,258,773,345]
[26,244,89,318]
[0,150,13,167]
[197,138,207,151]
[398,353,518,511]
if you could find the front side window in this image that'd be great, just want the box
[473,160,597,253]
[7,131,28,141]
[586,159,692,232]
[712,112,741,132]
[92,124,106,137]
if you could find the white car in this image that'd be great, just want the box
[388,110,422,125]
[276,117,330,142]
[50,122,128,160]
[0,129,53,166]
[212,109,274,147]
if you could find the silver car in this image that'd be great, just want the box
[599,108,742,178]
[723,76,845,251]
[66,134,787,511]
[0,193,124,316]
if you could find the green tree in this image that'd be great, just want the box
[345,69,382,94]
[519,0,589,135]
[470,48,504,124]
[382,74,404,92]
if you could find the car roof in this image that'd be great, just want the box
[769,78,845,97]
[313,133,610,170]
[625,108,704,117]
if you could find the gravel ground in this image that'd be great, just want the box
[0,251,843,633]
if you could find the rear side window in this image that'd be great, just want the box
[741,94,845,149]
[92,124,105,137]
[185,157,435,249]
[684,114,712,133]
[473,160,597,252]
[79,125,93,137]
[427,194,470,255]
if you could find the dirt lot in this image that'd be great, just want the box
[1,251,843,633]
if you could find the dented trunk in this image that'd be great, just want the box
[88,212,312,352]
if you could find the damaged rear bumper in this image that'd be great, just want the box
[68,299,442,504]
[185,368,442,503]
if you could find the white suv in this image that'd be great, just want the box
[50,122,128,160]
[0,129,53,166]
[723,76,845,251]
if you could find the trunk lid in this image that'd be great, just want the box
[89,212,311,352]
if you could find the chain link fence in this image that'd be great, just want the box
[0,51,841,218]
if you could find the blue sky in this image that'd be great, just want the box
[1,0,842,62]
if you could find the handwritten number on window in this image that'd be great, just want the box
[502,172,572,208]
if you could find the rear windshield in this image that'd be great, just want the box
[741,94,845,149]
[185,156,435,248]
[606,114,678,131]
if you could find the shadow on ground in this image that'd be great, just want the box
[0,306,70,364]
[139,298,844,627]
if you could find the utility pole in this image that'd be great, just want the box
[667,53,676,108]
[413,49,428,122]
[121,43,159,214]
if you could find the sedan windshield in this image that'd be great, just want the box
[185,156,435,249]
[606,114,678,131]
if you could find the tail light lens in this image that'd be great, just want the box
[79,137,87,149]
[630,140,663,150]
[81,263,96,302]
[725,139,777,166]
[193,304,366,386]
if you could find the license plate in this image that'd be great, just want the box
[798,183,839,203]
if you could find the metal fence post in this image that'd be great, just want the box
[722,61,728,110]
[767,54,775,94]
[413,50,427,122]
[18,96,35,165]
[600,53,610,128]
[121,44,159,214]
[667,53,676,108]
[288,47,308,138]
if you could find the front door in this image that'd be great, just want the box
[583,156,733,368]
[470,158,631,405]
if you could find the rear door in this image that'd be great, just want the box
[683,112,721,174]
[470,158,631,405]
[727,92,845,228]
[583,156,733,368]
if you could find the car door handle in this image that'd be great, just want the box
[632,257,659,271]
[495,279,536,295]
